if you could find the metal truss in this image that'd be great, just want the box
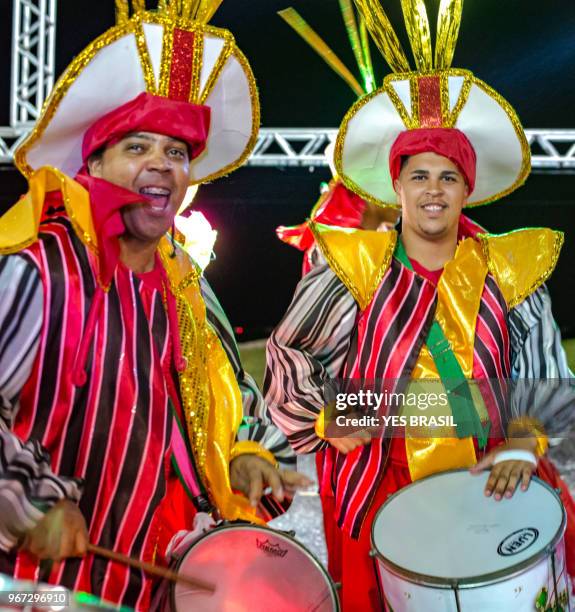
[10,0,56,127]
[1,2,575,172]
[3,127,575,169]
[247,129,575,171]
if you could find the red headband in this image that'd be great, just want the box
[389,128,477,193]
[82,92,211,162]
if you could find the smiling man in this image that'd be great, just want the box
[266,131,575,610]
[86,131,193,270]
[0,3,308,610]
[264,2,575,609]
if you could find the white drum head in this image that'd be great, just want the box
[172,525,339,611]
[372,471,565,586]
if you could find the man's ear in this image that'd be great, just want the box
[393,178,402,198]
[86,154,103,177]
[462,183,470,207]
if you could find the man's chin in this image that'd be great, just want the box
[418,223,449,239]
[122,221,173,244]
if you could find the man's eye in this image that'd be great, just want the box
[127,143,144,152]
[443,176,456,182]
[412,175,425,181]
[169,149,186,159]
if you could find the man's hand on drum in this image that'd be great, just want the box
[22,499,89,561]
[470,436,538,501]
[325,430,371,454]
[325,409,373,454]
[230,455,313,507]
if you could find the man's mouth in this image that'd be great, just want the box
[139,186,172,212]
[420,202,447,213]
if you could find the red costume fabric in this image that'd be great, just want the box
[389,128,477,192]
[82,92,211,162]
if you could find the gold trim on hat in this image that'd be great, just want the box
[199,34,233,104]
[14,24,129,177]
[133,15,158,93]
[469,77,531,207]
[190,28,204,103]
[15,10,260,186]
[158,17,175,97]
[335,68,531,209]
[190,44,260,185]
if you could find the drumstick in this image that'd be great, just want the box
[86,543,215,593]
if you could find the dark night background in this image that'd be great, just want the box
[1,1,574,338]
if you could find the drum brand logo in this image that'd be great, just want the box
[256,538,288,558]
[497,528,539,556]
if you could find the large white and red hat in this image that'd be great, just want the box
[334,0,531,208]
[15,0,259,185]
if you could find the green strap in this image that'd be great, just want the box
[395,240,490,448]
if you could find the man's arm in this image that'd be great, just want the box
[508,285,575,437]
[200,276,314,515]
[0,255,83,552]
[200,276,296,469]
[264,264,358,453]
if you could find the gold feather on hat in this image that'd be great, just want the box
[338,0,375,92]
[116,0,225,24]
[435,0,463,69]
[400,0,432,71]
[278,8,365,96]
[352,0,465,73]
[352,0,410,73]
[279,1,384,96]
[359,16,376,91]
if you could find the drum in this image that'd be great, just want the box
[371,470,570,611]
[0,573,129,611]
[170,523,340,611]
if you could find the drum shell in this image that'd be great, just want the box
[376,538,568,611]
[371,470,569,612]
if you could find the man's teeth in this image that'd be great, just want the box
[422,204,445,211]
[140,187,171,196]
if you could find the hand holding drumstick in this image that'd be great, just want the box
[22,501,215,592]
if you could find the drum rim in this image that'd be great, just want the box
[370,468,567,589]
[170,522,341,611]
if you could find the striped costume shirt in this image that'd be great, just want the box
[0,252,292,559]
[264,261,575,456]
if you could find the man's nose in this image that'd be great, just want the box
[426,178,443,195]
[145,149,172,172]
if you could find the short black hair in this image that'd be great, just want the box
[399,155,410,173]
[87,146,105,163]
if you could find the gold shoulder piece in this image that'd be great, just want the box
[478,228,564,308]
[310,222,397,310]
[0,166,95,255]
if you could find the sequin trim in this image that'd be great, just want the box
[478,230,564,308]
[189,29,203,103]
[417,75,442,128]
[310,222,397,311]
[169,28,196,101]
[15,11,260,187]
[133,14,158,93]
[199,34,234,105]
[334,67,530,210]
[158,20,174,97]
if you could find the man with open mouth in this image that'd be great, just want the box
[0,1,309,608]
